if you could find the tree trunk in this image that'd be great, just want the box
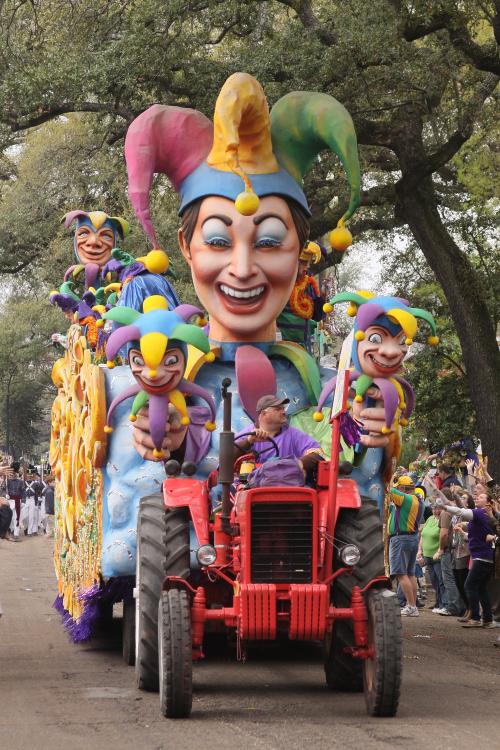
[397,175,500,481]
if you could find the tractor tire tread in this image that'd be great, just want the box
[159,589,193,718]
[325,498,384,692]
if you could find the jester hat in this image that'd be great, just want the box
[124,72,361,252]
[102,296,216,456]
[299,241,326,265]
[315,292,438,433]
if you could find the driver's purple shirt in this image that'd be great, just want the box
[235,422,320,462]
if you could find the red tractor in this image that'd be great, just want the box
[134,378,402,719]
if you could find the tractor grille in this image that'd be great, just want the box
[250,502,313,583]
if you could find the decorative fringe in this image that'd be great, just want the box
[53,577,134,643]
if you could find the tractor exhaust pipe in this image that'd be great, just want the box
[219,378,234,534]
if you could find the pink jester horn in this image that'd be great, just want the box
[124,105,214,247]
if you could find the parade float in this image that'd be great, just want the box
[49,72,437,715]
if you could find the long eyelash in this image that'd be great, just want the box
[255,239,282,248]
[203,238,231,247]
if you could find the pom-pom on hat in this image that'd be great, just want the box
[125,72,361,248]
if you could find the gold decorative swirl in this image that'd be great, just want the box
[50,325,108,620]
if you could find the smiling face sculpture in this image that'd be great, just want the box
[356,325,408,379]
[178,195,303,341]
[64,210,129,267]
[124,72,362,342]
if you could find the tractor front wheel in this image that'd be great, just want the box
[363,588,402,717]
[324,499,384,692]
[158,589,193,718]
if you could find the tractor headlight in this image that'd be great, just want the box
[340,544,360,566]
[196,544,217,566]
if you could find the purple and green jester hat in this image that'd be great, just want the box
[124,72,361,255]
[314,291,438,433]
[62,210,130,289]
[102,295,216,460]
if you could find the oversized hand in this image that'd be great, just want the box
[132,405,188,462]
[351,386,390,448]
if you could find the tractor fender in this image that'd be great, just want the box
[163,478,210,547]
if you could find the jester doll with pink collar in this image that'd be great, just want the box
[314,291,438,464]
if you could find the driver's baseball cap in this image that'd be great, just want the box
[255,395,290,414]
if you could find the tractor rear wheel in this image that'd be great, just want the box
[122,597,135,666]
[363,589,402,716]
[135,494,166,691]
[324,498,384,692]
[158,589,193,718]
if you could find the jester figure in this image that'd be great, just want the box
[314,291,438,470]
[121,71,394,506]
[103,296,216,460]
[51,209,180,318]
[277,240,326,352]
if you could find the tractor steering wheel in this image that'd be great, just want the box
[235,431,280,463]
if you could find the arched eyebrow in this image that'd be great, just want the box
[253,213,287,226]
[202,214,233,227]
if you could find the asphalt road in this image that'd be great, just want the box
[0,534,498,750]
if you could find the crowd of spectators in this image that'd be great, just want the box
[0,462,54,544]
[387,445,500,645]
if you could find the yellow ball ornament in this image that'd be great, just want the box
[181,416,190,426]
[323,302,333,314]
[428,336,439,346]
[145,249,169,274]
[400,418,409,427]
[347,303,358,317]
[354,330,365,342]
[106,360,115,369]
[235,191,260,216]
[129,415,137,423]
[205,421,216,432]
[104,425,113,434]
[313,411,324,422]
[153,449,165,460]
[329,225,353,252]
[95,319,104,328]
[204,351,215,363]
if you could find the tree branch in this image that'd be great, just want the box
[425,73,498,174]
[361,183,396,206]
[390,1,500,76]
[255,0,336,45]
[4,102,135,133]
[0,258,36,275]
[439,350,467,377]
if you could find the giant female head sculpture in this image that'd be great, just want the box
[124,73,361,342]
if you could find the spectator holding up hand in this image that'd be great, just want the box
[436,490,495,628]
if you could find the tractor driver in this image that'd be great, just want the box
[234,394,324,473]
